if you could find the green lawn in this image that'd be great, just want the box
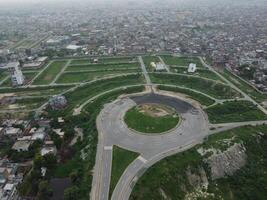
[142,56,161,72]
[157,85,215,106]
[47,74,145,115]
[56,69,140,83]
[33,61,68,85]
[110,146,139,198]
[98,56,136,63]
[206,100,267,123]
[0,85,72,97]
[70,59,91,65]
[222,69,266,103]
[65,62,139,72]
[0,70,8,82]
[124,105,179,133]
[170,67,224,83]
[130,125,267,200]
[160,55,204,68]
[150,73,241,99]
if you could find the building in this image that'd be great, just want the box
[12,141,32,152]
[6,62,25,86]
[41,146,57,156]
[49,95,67,110]
[188,63,197,73]
[151,62,165,71]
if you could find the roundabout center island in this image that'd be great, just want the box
[124,103,180,134]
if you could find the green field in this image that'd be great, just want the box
[160,55,204,68]
[170,66,224,83]
[222,69,266,103]
[124,104,179,133]
[57,69,141,83]
[65,62,139,72]
[206,100,267,123]
[157,85,215,106]
[70,59,91,65]
[0,71,8,82]
[130,125,267,200]
[0,85,72,97]
[98,56,136,63]
[47,74,145,115]
[142,56,161,71]
[33,61,67,85]
[110,146,139,198]
[150,73,241,99]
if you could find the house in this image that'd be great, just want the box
[188,63,197,73]
[52,129,65,138]
[41,146,57,156]
[4,128,22,137]
[12,141,32,152]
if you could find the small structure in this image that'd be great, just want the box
[52,129,65,138]
[188,63,197,73]
[49,95,67,110]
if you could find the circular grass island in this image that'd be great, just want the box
[124,103,180,134]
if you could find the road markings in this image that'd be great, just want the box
[104,146,113,150]
[137,156,147,163]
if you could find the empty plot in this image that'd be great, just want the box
[57,69,141,83]
[33,61,68,85]
[66,62,140,72]
[160,55,204,68]
[98,56,136,63]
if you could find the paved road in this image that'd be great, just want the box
[138,56,151,85]
[91,89,267,200]
[158,56,170,72]
[91,91,210,200]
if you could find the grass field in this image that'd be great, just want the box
[109,146,139,198]
[157,85,215,106]
[0,85,72,97]
[206,100,267,123]
[56,69,141,83]
[142,56,161,71]
[150,73,241,99]
[70,59,91,65]
[48,74,145,115]
[160,55,204,68]
[98,56,136,63]
[124,104,179,133]
[0,71,8,82]
[65,62,139,72]
[222,69,266,103]
[33,61,67,85]
[170,66,224,83]
[130,125,267,200]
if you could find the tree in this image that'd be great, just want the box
[63,186,80,200]
[37,180,52,200]
[43,153,57,169]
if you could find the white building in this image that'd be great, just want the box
[188,63,197,73]
[12,141,32,152]
[6,62,24,86]
[151,62,165,71]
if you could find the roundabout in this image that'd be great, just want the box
[92,91,211,200]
